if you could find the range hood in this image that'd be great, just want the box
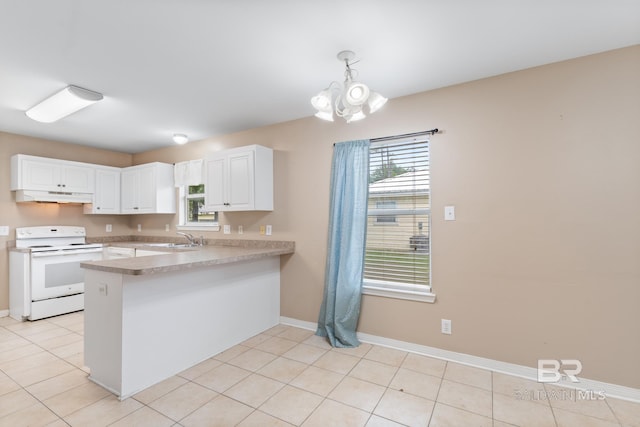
[14,189,93,204]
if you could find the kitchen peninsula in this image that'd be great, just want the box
[80,240,294,399]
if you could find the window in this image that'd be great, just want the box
[178,184,219,230]
[363,136,434,302]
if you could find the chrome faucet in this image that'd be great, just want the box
[176,232,196,245]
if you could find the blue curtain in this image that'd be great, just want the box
[316,139,370,347]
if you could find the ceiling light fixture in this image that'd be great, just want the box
[172,133,189,145]
[311,50,387,123]
[25,85,103,123]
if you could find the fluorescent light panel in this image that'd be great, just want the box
[26,85,103,123]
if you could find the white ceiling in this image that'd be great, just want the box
[1,0,638,154]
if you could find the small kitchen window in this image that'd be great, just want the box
[175,160,220,231]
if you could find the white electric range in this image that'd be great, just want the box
[10,226,103,321]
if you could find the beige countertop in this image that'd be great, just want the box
[80,240,295,276]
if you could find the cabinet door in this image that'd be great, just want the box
[136,166,157,213]
[93,168,120,214]
[204,156,227,211]
[120,169,138,213]
[20,158,60,191]
[227,151,254,210]
[61,164,94,193]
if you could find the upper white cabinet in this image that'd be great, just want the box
[84,166,121,215]
[204,145,273,211]
[121,162,175,214]
[11,154,94,193]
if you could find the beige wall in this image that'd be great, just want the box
[2,45,638,388]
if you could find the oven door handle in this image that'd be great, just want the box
[31,248,104,258]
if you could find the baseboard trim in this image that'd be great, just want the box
[0,310,9,318]
[280,316,640,403]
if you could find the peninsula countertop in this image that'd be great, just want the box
[80,240,295,276]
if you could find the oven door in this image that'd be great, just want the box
[30,248,103,301]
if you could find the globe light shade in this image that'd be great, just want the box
[368,91,388,113]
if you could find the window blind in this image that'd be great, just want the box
[364,137,430,290]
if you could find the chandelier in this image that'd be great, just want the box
[311,50,387,123]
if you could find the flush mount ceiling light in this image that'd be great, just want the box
[311,50,387,123]
[172,133,189,145]
[25,85,103,123]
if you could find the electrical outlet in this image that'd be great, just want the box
[98,283,108,296]
[266,225,272,236]
[165,224,170,232]
[444,206,456,221]
[259,225,266,235]
[106,224,112,233]
[441,319,452,335]
[0,226,9,236]
[238,225,243,235]
[137,224,142,232]
[223,225,231,234]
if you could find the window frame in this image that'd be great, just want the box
[176,185,220,232]
[362,136,436,303]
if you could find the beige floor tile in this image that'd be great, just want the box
[283,343,328,364]
[436,379,492,418]
[264,324,291,336]
[46,312,84,327]
[493,391,556,427]
[443,362,492,391]
[177,357,222,380]
[276,327,314,343]
[349,358,398,387]
[7,358,75,387]
[6,320,59,336]
[400,353,447,378]
[181,394,253,426]
[213,344,250,362]
[242,333,273,348]
[0,350,60,374]
[607,397,640,427]
[26,369,89,401]
[133,375,189,404]
[365,415,405,426]
[0,388,39,418]
[64,322,84,334]
[428,402,492,427]
[313,350,360,375]
[302,334,333,350]
[389,367,441,401]
[259,385,323,425]
[290,365,344,396]
[328,376,386,412]
[49,340,84,359]
[255,336,299,355]
[493,421,520,427]
[224,373,285,408]
[63,394,142,427]
[0,317,21,327]
[545,384,617,422]
[148,382,217,421]
[0,336,31,353]
[364,346,408,367]
[108,406,175,427]
[0,343,44,365]
[373,388,434,426]
[0,401,59,427]
[332,342,373,358]
[62,352,86,370]
[554,407,621,427]
[193,363,251,393]
[258,356,308,383]
[24,326,73,344]
[0,374,21,397]
[43,381,111,417]
[36,332,83,351]
[237,410,295,426]
[303,398,370,426]
[43,419,69,427]
[493,372,547,403]
[228,348,278,371]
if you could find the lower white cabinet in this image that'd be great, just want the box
[121,163,175,214]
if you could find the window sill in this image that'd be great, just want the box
[362,282,436,303]
[177,224,221,232]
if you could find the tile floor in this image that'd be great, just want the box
[0,312,638,426]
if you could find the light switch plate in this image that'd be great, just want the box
[266,225,272,236]
[0,226,9,236]
[223,225,231,234]
[106,224,112,233]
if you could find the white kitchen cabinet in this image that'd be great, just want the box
[84,166,121,214]
[204,145,273,211]
[121,162,175,214]
[10,154,94,193]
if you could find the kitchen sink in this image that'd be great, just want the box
[144,243,199,248]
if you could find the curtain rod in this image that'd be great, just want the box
[371,128,439,143]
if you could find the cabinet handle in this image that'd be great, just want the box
[134,207,139,210]
[224,202,230,206]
